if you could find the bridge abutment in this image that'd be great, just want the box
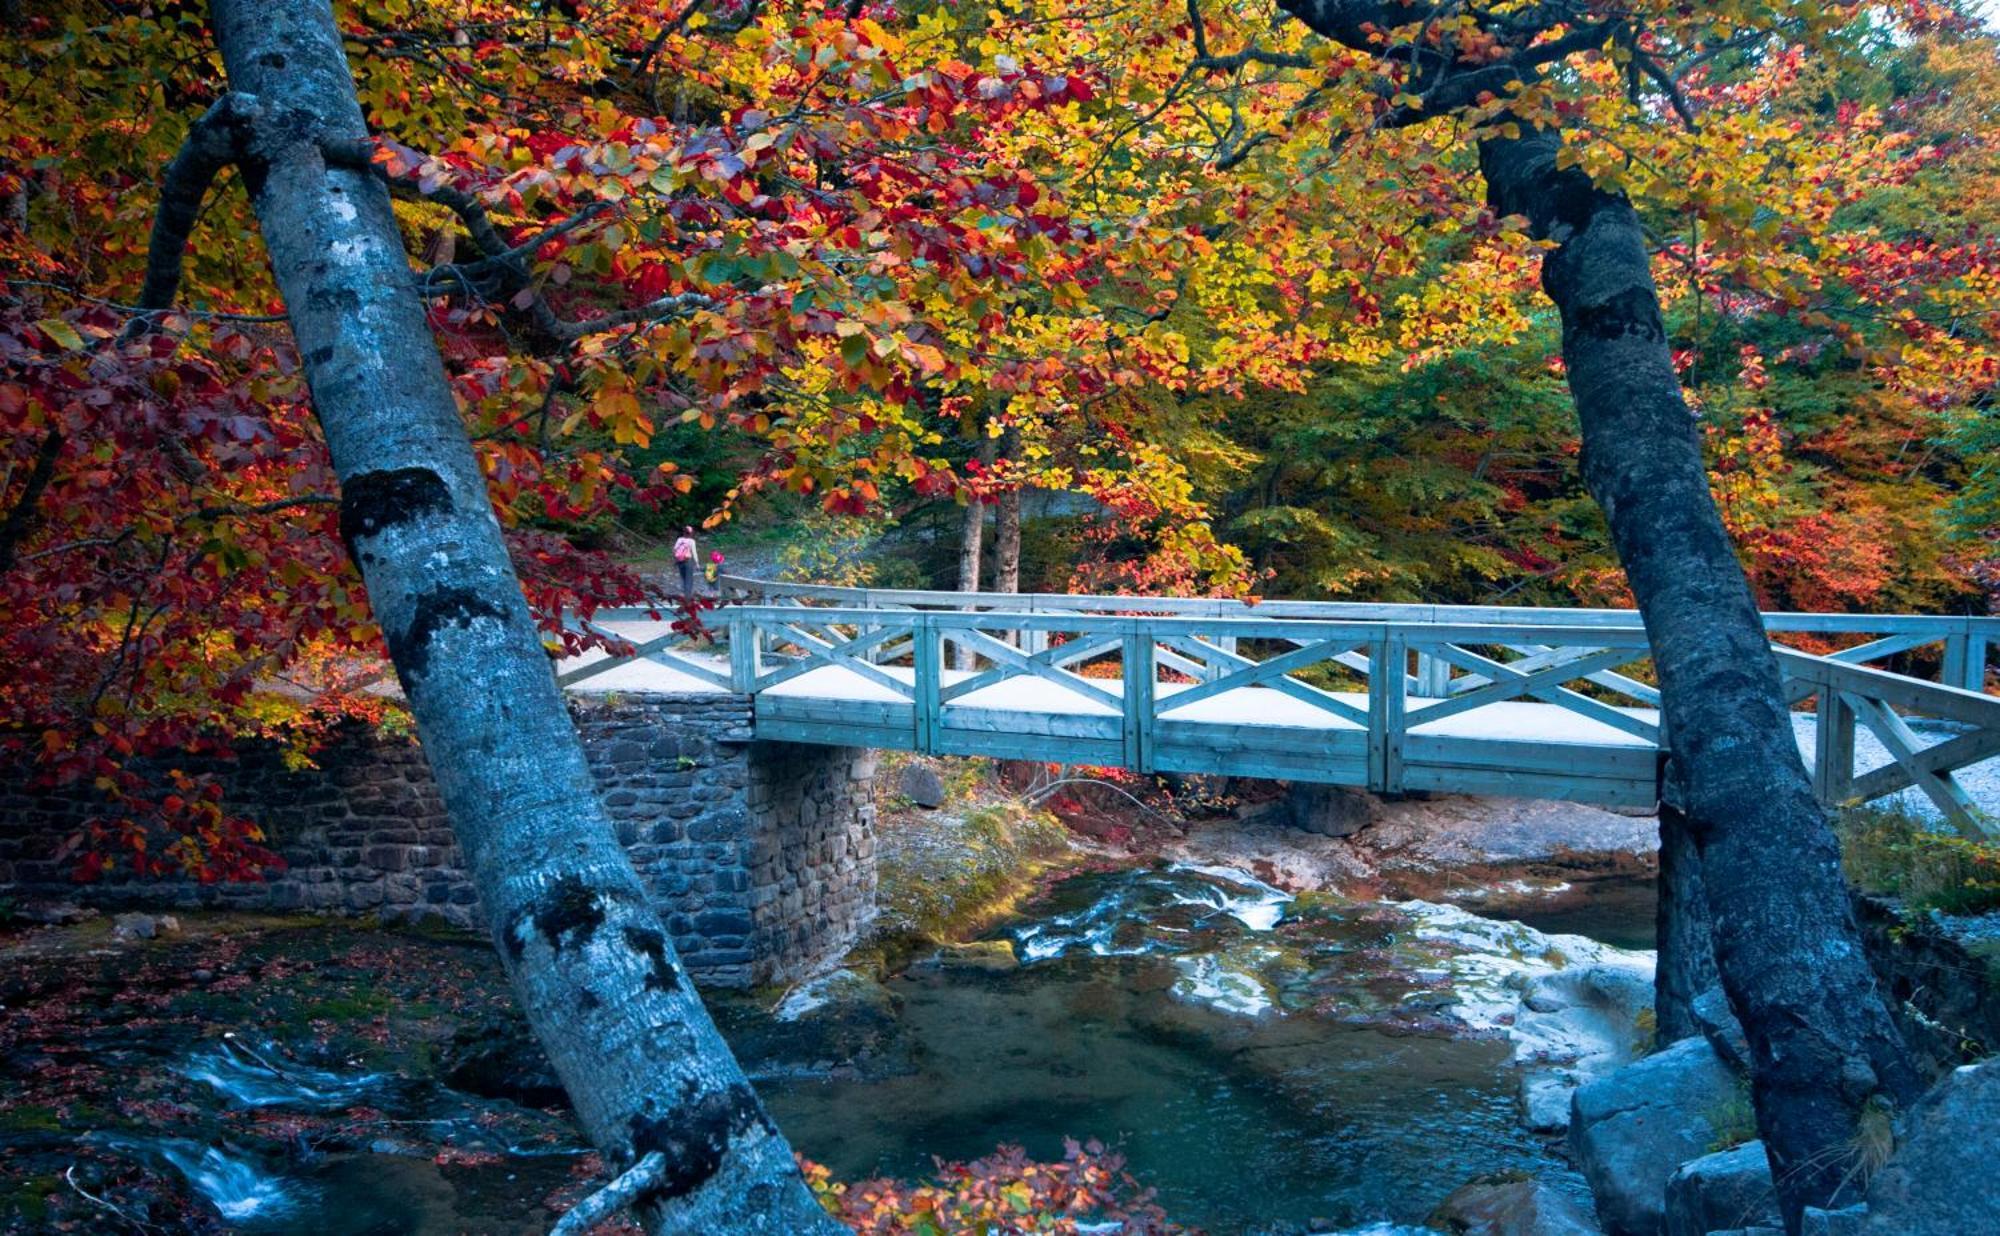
[0,692,877,988]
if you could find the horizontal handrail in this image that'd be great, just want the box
[716,574,2000,637]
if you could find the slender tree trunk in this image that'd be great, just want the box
[1478,129,1918,1225]
[1654,803,1716,1044]
[994,428,1023,595]
[958,432,996,593]
[955,431,995,669]
[202,5,840,1232]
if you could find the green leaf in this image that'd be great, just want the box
[37,319,85,351]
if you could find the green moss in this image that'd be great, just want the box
[875,797,1077,948]
[0,1173,61,1225]
[1839,807,2000,914]
[1704,1080,1758,1153]
[0,1105,62,1133]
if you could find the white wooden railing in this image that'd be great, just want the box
[556,579,1999,835]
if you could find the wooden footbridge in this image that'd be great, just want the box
[555,578,2000,836]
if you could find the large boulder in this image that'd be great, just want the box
[1515,962,1657,1133]
[1800,1206,1866,1235]
[1662,1141,1777,1236]
[1569,1036,1742,1235]
[896,762,947,808]
[1284,783,1382,837]
[1429,1176,1602,1235]
[1861,1059,2000,1234]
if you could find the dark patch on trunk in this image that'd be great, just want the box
[337,466,450,554]
[306,345,334,366]
[306,284,360,314]
[623,925,683,993]
[628,1081,774,1203]
[384,586,506,680]
[1565,286,1665,344]
[580,989,602,1011]
[533,874,604,951]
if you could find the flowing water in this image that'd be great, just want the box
[745,863,1652,1234]
[58,863,1649,1233]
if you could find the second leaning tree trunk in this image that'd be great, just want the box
[201,3,842,1232]
[1479,130,1920,1221]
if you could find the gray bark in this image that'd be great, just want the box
[1654,802,1716,1044]
[1270,5,1920,1227]
[955,431,995,669]
[958,431,996,593]
[200,4,840,1232]
[1480,125,1919,1231]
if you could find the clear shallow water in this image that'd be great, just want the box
[81,866,1643,1234]
[756,865,1616,1233]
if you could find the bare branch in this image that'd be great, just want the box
[549,1152,666,1236]
[138,94,265,317]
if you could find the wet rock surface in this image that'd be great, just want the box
[1429,1175,1603,1234]
[0,916,591,1232]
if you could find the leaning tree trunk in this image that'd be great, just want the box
[202,4,841,1232]
[1479,130,1920,1224]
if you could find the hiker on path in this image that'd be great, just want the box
[673,526,698,596]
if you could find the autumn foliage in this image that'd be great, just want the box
[802,1141,1183,1236]
[2,0,1996,880]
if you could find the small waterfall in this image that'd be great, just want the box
[88,1134,299,1225]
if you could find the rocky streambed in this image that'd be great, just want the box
[746,860,1653,1234]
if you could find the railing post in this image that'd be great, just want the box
[1944,631,1989,693]
[1122,624,1155,773]
[1412,650,1451,699]
[728,611,757,695]
[1813,685,1855,804]
[1370,632,1407,794]
[914,613,940,755]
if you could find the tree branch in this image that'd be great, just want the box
[0,418,62,574]
[137,94,265,317]
[320,140,711,349]
[549,1152,666,1236]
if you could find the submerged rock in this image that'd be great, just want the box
[1663,1141,1777,1236]
[1429,1176,1601,1235]
[440,1014,566,1108]
[1568,1036,1742,1236]
[774,967,897,1021]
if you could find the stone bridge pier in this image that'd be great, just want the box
[0,692,878,989]
[578,694,878,986]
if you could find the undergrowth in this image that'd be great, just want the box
[1838,808,2000,915]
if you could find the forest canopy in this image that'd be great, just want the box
[2,0,1996,881]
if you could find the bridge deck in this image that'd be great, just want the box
[556,593,2000,832]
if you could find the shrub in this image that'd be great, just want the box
[804,1140,1186,1235]
[1839,808,2000,915]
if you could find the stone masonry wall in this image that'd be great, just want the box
[0,693,875,988]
